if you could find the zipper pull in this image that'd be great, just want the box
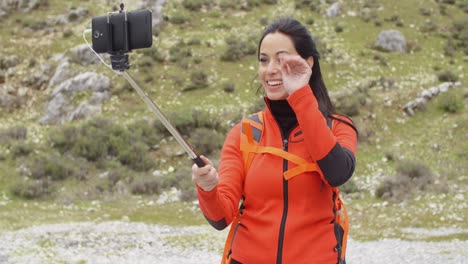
[283,139,288,150]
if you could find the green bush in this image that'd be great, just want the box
[49,118,156,171]
[25,153,78,181]
[334,24,344,33]
[191,70,208,86]
[191,109,223,131]
[117,142,154,171]
[0,126,27,146]
[128,119,164,148]
[163,166,196,202]
[437,70,458,82]
[451,18,468,54]
[188,127,224,155]
[169,13,190,25]
[223,82,236,93]
[340,178,359,194]
[335,92,366,117]
[169,44,192,63]
[12,179,52,200]
[294,0,321,11]
[154,111,195,137]
[220,36,257,62]
[9,142,34,158]
[438,93,463,114]
[182,0,212,11]
[376,160,434,202]
[131,176,162,195]
[140,48,165,63]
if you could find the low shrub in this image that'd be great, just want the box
[169,13,189,25]
[451,18,468,54]
[376,160,434,202]
[130,176,162,195]
[163,165,196,202]
[182,0,213,11]
[49,117,157,172]
[0,126,27,146]
[9,142,34,158]
[189,127,224,155]
[220,36,256,62]
[340,178,359,194]
[117,142,155,171]
[24,153,78,181]
[223,82,235,93]
[437,92,463,114]
[12,179,52,200]
[169,45,192,63]
[129,119,163,147]
[437,70,458,82]
[138,48,165,63]
[294,0,321,11]
[189,70,209,89]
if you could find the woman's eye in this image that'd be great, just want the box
[259,57,268,63]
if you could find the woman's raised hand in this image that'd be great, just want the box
[192,156,219,192]
[279,54,312,95]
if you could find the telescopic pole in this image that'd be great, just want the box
[120,70,205,167]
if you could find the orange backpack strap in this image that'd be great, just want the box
[240,111,319,180]
[221,215,240,264]
[333,187,349,262]
[221,112,265,264]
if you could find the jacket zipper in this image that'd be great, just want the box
[276,137,289,264]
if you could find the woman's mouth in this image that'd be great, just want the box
[267,80,283,86]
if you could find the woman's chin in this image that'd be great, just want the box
[266,92,288,100]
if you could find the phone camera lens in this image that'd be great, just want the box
[93,30,101,39]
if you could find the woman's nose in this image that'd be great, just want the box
[267,59,281,73]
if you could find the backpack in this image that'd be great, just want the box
[221,111,349,264]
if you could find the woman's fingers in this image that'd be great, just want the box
[278,54,312,94]
[192,156,218,192]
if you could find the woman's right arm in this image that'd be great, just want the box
[192,124,245,230]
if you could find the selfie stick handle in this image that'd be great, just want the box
[121,71,205,167]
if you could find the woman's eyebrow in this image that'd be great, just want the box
[259,51,290,56]
[277,51,290,55]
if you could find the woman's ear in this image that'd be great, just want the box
[307,56,314,68]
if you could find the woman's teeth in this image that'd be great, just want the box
[268,81,283,86]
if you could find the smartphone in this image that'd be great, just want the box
[91,9,152,53]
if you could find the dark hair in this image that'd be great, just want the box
[258,17,335,118]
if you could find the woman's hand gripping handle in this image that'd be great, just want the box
[192,156,219,192]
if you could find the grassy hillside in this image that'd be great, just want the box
[0,0,467,241]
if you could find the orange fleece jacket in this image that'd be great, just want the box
[197,85,357,263]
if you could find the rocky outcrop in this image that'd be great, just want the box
[403,82,457,116]
[39,72,111,125]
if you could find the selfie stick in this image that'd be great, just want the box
[85,3,205,167]
[119,71,205,167]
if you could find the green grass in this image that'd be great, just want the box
[0,198,205,232]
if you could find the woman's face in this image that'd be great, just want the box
[258,32,299,100]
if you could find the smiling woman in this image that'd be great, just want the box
[191,17,358,264]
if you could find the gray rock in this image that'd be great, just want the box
[326,2,341,18]
[48,61,73,89]
[71,44,102,66]
[67,102,102,122]
[38,93,73,124]
[51,72,110,97]
[39,72,111,125]
[375,30,407,52]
